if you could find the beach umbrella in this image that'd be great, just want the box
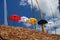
[36,0,48,32]
[38,19,48,25]
[27,18,37,24]
[27,18,37,29]
[38,19,48,32]
[18,16,29,23]
[18,16,33,27]
[28,0,37,29]
[9,14,21,21]
[46,21,54,33]
[9,14,21,26]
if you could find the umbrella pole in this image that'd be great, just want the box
[36,0,45,32]
[41,24,44,32]
[13,21,14,26]
[14,21,16,26]
[55,29,56,34]
[13,21,15,26]
[34,23,36,29]
[31,0,36,30]
[47,30,48,33]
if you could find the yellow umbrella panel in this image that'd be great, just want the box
[27,18,37,24]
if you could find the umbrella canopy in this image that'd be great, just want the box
[18,16,29,22]
[27,18,37,24]
[38,19,48,25]
[9,14,21,21]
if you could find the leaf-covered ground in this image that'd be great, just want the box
[0,25,60,40]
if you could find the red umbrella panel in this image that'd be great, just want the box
[9,14,21,21]
[9,14,21,26]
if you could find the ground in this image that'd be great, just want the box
[0,25,60,40]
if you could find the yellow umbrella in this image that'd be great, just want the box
[28,18,37,24]
[26,18,37,29]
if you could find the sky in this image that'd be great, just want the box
[0,0,60,35]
